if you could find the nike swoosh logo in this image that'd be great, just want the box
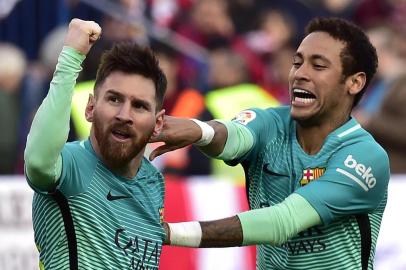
[263,164,288,177]
[106,190,131,201]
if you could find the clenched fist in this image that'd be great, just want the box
[64,18,102,55]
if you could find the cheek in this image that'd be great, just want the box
[95,105,115,121]
[93,109,111,131]
[319,84,343,105]
[134,115,157,132]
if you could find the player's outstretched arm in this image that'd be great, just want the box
[163,216,243,247]
[149,116,228,160]
[149,116,255,162]
[24,19,101,191]
[164,193,321,247]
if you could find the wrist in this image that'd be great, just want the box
[190,119,215,146]
[167,221,202,247]
[58,47,86,71]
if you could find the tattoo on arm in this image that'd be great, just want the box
[200,216,243,247]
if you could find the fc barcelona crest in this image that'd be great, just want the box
[300,168,325,186]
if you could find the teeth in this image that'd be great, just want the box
[293,88,312,95]
[294,97,315,103]
[292,88,316,105]
[114,130,128,136]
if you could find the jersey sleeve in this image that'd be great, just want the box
[295,141,390,225]
[225,108,281,166]
[56,142,98,197]
[24,47,85,192]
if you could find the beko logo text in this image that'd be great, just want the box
[336,155,376,191]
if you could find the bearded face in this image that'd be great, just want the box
[86,72,163,170]
[92,109,154,168]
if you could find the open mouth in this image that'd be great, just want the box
[111,129,131,141]
[292,88,316,105]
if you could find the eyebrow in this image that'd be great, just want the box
[293,52,332,64]
[105,89,152,110]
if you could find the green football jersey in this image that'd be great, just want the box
[229,106,390,270]
[31,139,165,270]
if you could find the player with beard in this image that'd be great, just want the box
[149,18,390,269]
[24,19,167,269]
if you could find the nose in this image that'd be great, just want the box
[115,102,133,124]
[291,63,310,82]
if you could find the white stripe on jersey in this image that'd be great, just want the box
[337,124,361,138]
[336,168,369,191]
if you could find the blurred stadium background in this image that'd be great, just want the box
[0,0,405,269]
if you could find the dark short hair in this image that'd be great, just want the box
[305,17,378,107]
[94,42,167,110]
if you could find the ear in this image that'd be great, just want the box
[346,72,366,96]
[153,109,165,136]
[85,94,96,123]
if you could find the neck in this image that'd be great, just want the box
[109,157,143,179]
[296,113,350,155]
[89,133,143,179]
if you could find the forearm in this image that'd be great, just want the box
[149,118,253,161]
[196,120,228,157]
[197,120,253,160]
[238,193,321,245]
[165,194,321,248]
[24,47,85,189]
[164,216,242,248]
[200,216,243,247]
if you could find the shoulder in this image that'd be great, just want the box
[141,157,163,179]
[232,107,292,158]
[271,106,291,118]
[57,141,100,196]
[63,140,96,156]
[336,124,388,163]
[329,129,390,190]
[61,140,99,170]
[139,158,164,198]
[63,140,86,152]
[250,106,290,118]
[233,106,291,128]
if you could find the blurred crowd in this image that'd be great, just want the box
[0,0,405,177]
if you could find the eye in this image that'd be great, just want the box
[313,64,326,70]
[108,96,120,103]
[132,101,149,111]
[292,56,302,68]
[107,95,122,104]
[133,103,144,109]
[292,61,301,68]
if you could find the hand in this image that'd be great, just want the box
[149,116,202,161]
[64,18,102,55]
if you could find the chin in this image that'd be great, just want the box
[291,107,310,119]
[104,148,132,167]
[101,139,139,166]
[290,108,319,126]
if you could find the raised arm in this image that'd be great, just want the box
[24,19,101,191]
[164,193,321,248]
